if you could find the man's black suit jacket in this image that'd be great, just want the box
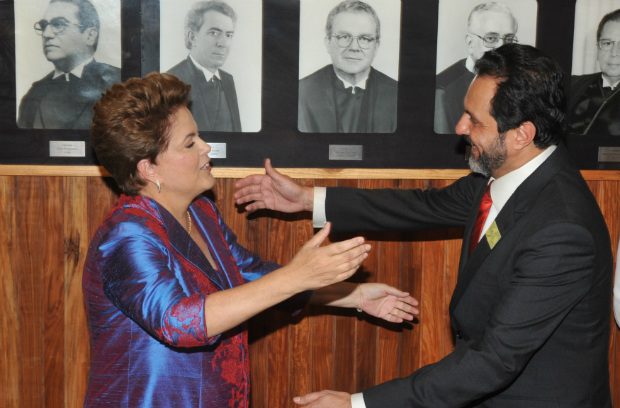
[167,58,241,132]
[434,58,475,134]
[17,60,120,129]
[568,73,620,136]
[325,144,613,407]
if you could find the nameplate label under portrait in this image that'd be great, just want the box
[49,141,86,157]
[598,147,620,163]
[207,143,227,159]
[329,145,363,161]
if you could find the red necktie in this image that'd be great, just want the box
[469,181,493,254]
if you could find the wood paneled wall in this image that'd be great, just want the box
[0,173,619,407]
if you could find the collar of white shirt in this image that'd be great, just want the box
[477,144,556,242]
[53,56,94,80]
[336,72,369,92]
[189,54,221,82]
[489,144,557,212]
[465,55,476,74]
[602,74,620,90]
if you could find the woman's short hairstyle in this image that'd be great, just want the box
[91,72,191,195]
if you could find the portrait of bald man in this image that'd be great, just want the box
[15,0,121,129]
[434,0,537,134]
[298,0,401,134]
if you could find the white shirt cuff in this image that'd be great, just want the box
[351,392,366,408]
[313,187,327,228]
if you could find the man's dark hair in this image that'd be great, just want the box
[475,43,566,148]
[185,1,237,50]
[597,9,620,41]
[50,0,100,51]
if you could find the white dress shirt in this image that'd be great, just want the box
[189,54,221,82]
[312,145,557,408]
[335,71,369,94]
[52,56,94,81]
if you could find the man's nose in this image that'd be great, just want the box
[42,24,55,38]
[611,42,620,56]
[216,35,230,47]
[455,113,470,135]
[347,37,361,50]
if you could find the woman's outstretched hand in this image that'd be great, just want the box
[282,222,371,293]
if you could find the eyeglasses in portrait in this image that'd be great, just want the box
[298,0,401,134]
[569,0,620,137]
[433,0,538,135]
[14,0,121,130]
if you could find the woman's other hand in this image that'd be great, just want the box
[358,283,419,323]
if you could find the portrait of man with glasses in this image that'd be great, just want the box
[16,0,121,129]
[569,8,620,137]
[434,1,537,135]
[298,0,400,134]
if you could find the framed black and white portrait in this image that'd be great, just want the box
[14,0,121,130]
[568,0,620,137]
[298,0,401,134]
[434,0,538,134]
[159,0,262,133]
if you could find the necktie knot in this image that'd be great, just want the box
[469,181,494,254]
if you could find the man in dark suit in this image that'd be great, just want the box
[298,0,397,133]
[568,9,620,136]
[235,44,613,407]
[434,2,518,134]
[167,1,241,132]
[18,0,120,129]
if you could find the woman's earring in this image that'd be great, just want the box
[156,179,161,193]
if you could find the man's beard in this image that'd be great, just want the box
[467,133,507,178]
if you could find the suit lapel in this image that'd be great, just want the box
[218,70,241,131]
[187,59,214,130]
[450,145,569,314]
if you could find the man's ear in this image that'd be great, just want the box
[187,30,196,48]
[137,159,158,184]
[85,27,98,48]
[465,33,474,50]
[514,121,536,150]
[324,35,331,51]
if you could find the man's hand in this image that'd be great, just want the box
[294,390,352,407]
[234,158,314,213]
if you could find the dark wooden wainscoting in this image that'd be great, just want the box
[1,172,619,407]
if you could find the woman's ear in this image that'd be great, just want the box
[137,159,157,184]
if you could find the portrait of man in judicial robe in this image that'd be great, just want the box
[569,2,620,137]
[160,0,262,133]
[434,0,537,134]
[298,0,400,134]
[15,0,121,130]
